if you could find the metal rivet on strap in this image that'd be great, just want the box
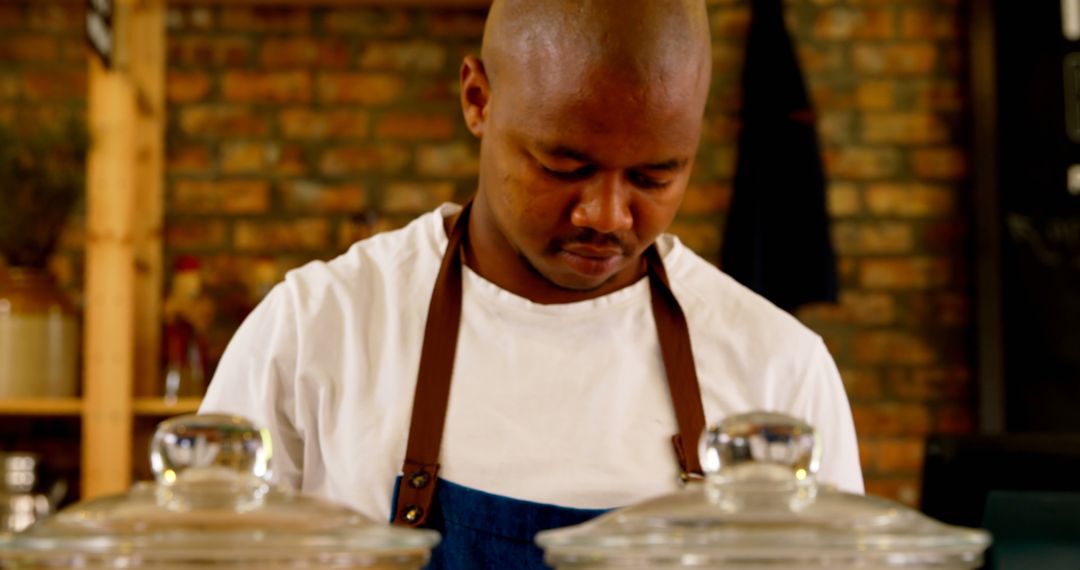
[408,470,431,489]
[402,505,423,524]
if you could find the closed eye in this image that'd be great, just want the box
[541,164,596,182]
[628,170,672,190]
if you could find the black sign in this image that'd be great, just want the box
[86,0,113,69]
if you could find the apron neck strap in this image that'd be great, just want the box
[392,202,706,527]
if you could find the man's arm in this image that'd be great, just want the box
[199,285,305,490]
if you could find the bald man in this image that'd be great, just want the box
[202,1,862,567]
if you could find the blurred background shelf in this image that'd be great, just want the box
[0,398,83,416]
[132,398,201,416]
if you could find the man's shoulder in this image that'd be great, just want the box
[661,234,824,352]
[285,205,453,289]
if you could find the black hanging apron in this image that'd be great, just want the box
[390,200,707,569]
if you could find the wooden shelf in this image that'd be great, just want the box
[132,397,202,416]
[0,398,83,416]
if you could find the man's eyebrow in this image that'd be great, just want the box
[538,144,689,172]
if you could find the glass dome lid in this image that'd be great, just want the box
[0,414,439,567]
[537,412,991,568]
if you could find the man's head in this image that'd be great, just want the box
[460,0,711,303]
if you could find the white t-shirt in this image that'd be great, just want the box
[201,204,863,521]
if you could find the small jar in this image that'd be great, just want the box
[0,267,78,398]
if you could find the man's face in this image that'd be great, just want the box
[464,59,707,301]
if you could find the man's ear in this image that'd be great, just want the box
[460,55,490,138]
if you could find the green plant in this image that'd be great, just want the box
[0,118,87,268]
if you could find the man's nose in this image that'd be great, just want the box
[570,173,633,234]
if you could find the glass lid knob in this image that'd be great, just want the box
[150,414,272,487]
[699,411,821,484]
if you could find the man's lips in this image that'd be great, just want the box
[558,243,625,277]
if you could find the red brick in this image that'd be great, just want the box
[795,44,846,75]
[234,219,330,252]
[222,71,311,103]
[900,8,961,40]
[864,477,921,507]
[865,183,955,217]
[852,43,937,75]
[828,182,861,217]
[923,219,966,252]
[843,291,898,325]
[166,71,213,103]
[808,81,854,110]
[27,4,81,31]
[259,38,350,68]
[862,112,949,144]
[271,145,306,176]
[833,221,915,255]
[892,366,970,402]
[823,148,901,180]
[851,403,933,436]
[416,142,479,178]
[382,182,456,214]
[680,184,732,216]
[838,368,884,400]
[668,221,722,257]
[323,9,413,36]
[220,142,267,174]
[711,7,751,36]
[58,36,87,63]
[0,6,20,28]
[165,220,228,250]
[317,73,405,104]
[905,291,966,327]
[337,216,405,249]
[855,81,896,110]
[430,10,488,38]
[854,330,936,365]
[360,41,447,73]
[0,74,18,100]
[375,113,455,140]
[0,36,57,62]
[220,7,310,31]
[168,37,253,67]
[179,106,270,137]
[280,180,366,213]
[171,180,270,214]
[166,6,214,31]
[22,71,86,101]
[166,144,213,174]
[818,111,855,145]
[279,108,369,140]
[813,8,894,40]
[859,257,950,289]
[319,145,410,176]
[912,80,965,111]
[876,438,925,473]
[911,148,968,180]
[935,405,975,434]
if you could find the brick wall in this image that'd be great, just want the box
[0,0,973,506]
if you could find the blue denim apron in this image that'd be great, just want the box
[391,478,609,569]
[390,200,706,568]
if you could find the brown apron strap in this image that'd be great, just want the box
[644,246,707,481]
[392,202,707,527]
[392,201,471,527]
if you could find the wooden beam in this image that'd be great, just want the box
[83,0,165,500]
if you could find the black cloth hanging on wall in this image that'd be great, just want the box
[720,0,838,312]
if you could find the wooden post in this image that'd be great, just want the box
[82,0,164,499]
